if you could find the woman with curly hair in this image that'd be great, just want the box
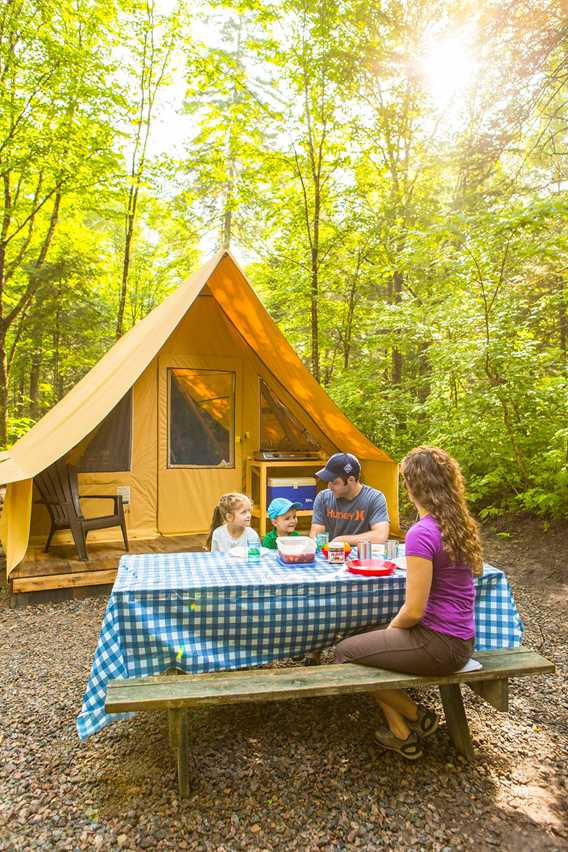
[335,446,483,761]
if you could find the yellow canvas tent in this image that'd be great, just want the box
[0,250,399,576]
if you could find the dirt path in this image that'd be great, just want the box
[0,518,566,851]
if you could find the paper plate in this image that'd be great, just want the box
[228,546,270,559]
[228,546,248,559]
[346,559,396,577]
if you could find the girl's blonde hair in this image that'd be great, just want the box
[400,446,483,576]
[207,492,253,549]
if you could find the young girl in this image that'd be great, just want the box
[207,492,261,553]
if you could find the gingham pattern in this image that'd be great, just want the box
[76,552,524,740]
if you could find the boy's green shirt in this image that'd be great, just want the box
[261,528,300,549]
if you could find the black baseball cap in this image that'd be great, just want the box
[315,452,361,482]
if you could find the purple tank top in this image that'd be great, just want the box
[404,515,475,640]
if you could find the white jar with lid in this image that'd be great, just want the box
[328,541,346,564]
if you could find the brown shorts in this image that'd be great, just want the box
[335,624,474,677]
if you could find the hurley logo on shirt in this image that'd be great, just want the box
[326,508,366,521]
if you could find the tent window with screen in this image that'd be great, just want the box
[169,368,235,468]
[77,390,132,472]
[259,380,320,452]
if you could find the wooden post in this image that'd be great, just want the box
[168,709,177,749]
[259,463,267,538]
[170,709,190,799]
[245,460,252,504]
[439,684,474,761]
[468,678,509,711]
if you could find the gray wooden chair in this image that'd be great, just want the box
[35,460,129,561]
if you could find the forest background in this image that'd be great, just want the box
[1,0,566,520]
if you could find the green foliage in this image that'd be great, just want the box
[0,0,566,523]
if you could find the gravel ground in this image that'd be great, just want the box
[0,518,566,851]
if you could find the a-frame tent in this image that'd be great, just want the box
[0,250,399,575]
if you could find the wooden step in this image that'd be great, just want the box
[12,569,117,594]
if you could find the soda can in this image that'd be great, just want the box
[385,539,399,560]
[315,531,329,553]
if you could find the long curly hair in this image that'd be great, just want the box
[207,492,253,550]
[400,446,483,576]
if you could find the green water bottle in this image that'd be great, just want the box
[247,540,261,563]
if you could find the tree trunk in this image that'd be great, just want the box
[0,333,8,446]
[342,252,363,369]
[221,205,232,250]
[29,335,43,420]
[53,297,64,401]
[310,174,321,382]
[310,249,320,382]
[559,276,566,361]
[115,4,175,339]
[391,269,403,385]
[116,208,135,339]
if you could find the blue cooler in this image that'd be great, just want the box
[266,477,317,510]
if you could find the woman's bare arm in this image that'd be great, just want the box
[388,556,433,629]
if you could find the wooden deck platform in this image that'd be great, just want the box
[6,533,208,606]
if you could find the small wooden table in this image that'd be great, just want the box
[245,458,325,537]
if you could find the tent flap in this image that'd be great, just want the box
[0,479,33,576]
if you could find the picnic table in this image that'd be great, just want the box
[76,549,524,740]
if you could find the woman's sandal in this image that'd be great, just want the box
[406,705,438,738]
[374,728,423,760]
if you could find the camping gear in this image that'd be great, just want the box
[35,460,128,561]
[76,555,524,740]
[276,535,315,564]
[266,477,317,510]
[0,251,400,578]
[254,450,321,460]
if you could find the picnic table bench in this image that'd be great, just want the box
[105,646,554,798]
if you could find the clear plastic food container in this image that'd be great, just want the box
[276,535,316,564]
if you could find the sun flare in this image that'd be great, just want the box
[421,31,478,117]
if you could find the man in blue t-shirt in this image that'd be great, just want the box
[310,452,390,545]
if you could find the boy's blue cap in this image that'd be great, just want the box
[268,497,302,520]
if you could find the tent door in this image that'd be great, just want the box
[158,356,243,534]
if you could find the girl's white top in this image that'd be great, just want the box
[211,524,260,553]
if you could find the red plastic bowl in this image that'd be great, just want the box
[346,559,396,577]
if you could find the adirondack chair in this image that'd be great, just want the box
[35,460,129,561]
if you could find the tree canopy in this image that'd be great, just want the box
[1,0,566,519]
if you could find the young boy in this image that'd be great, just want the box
[262,497,303,549]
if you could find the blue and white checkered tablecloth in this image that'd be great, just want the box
[76,551,524,740]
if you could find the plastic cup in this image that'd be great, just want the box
[385,540,399,560]
[247,542,261,563]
